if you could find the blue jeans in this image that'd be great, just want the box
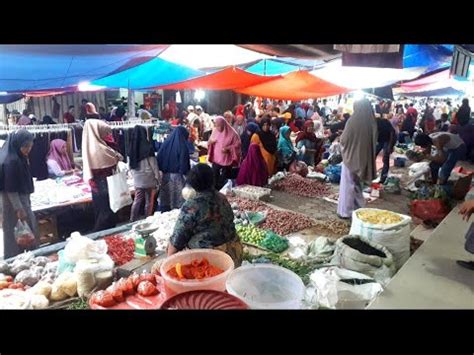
[430,144,467,184]
[375,141,391,182]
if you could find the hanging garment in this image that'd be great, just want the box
[29,133,50,181]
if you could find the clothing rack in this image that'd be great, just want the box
[0,122,83,132]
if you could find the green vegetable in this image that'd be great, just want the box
[66,298,89,310]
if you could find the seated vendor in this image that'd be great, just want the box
[414,132,467,185]
[166,163,243,266]
[46,139,78,178]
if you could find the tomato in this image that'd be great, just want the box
[129,274,141,289]
[107,284,125,303]
[91,290,116,307]
[137,281,158,297]
[139,273,157,286]
[5,276,13,283]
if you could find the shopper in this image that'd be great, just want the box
[0,130,39,258]
[277,125,296,171]
[251,117,277,175]
[296,120,324,167]
[337,98,377,219]
[236,143,269,187]
[46,139,76,178]
[157,126,191,212]
[167,163,243,267]
[41,115,56,125]
[375,114,396,184]
[17,110,32,125]
[128,126,160,222]
[208,116,241,190]
[79,99,88,121]
[240,122,259,160]
[223,110,235,126]
[85,103,101,120]
[414,132,467,185]
[161,103,173,121]
[63,105,76,123]
[82,119,123,232]
[108,106,125,122]
[233,114,246,137]
[456,98,471,126]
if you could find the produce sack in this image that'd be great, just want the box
[14,220,36,249]
[107,169,132,213]
[350,208,411,271]
[410,199,449,224]
[331,236,395,285]
[304,267,383,309]
[289,160,308,177]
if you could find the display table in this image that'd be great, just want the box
[368,207,474,309]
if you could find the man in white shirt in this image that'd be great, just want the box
[196,105,213,138]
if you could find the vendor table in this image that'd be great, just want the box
[368,207,474,309]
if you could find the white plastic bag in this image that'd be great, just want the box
[107,170,132,213]
[304,267,383,309]
[219,180,233,196]
[350,208,411,270]
[64,234,108,264]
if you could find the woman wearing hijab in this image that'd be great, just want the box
[46,139,76,178]
[85,103,101,120]
[421,107,436,134]
[236,143,269,187]
[277,125,296,171]
[251,117,277,176]
[157,126,191,212]
[208,116,241,190]
[271,116,285,139]
[82,119,123,231]
[240,122,259,160]
[128,126,161,222]
[337,99,377,219]
[233,114,246,137]
[42,115,56,125]
[296,120,324,166]
[167,164,243,267]
[0,130,39,258]
[456,98,471,126]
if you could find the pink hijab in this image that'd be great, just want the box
[208,116,241,167]
[236,143,268,187]
[47,139,73,170]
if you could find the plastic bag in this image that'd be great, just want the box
[324,164,342,183]
[410,199,449,224]
[64,234,108,264]
[303,267,383,309]
[289,160,308,177]
[107,170,133,213]
[14,220,35,249]
[219,180,233,196]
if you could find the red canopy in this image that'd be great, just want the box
[154,67,280,91]
[235,70,350,100]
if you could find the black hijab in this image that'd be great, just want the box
[256,117,277,154]
[128,126,155,169]
[42,115,56,124]
[0,130,34,194]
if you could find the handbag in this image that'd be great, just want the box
[107,167,133,213]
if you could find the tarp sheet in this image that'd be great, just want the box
[0,45,168,92]
[154,67,280,90]
[235,70,350,100]
[91,57,203,90]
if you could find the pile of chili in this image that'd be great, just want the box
[167,258,224,280]
[104,235,135,266]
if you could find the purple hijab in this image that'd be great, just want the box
[236,143,269,187]
[47,139,73,170]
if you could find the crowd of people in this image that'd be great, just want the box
[1,92,473,266]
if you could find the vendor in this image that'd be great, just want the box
[46,139,77,178]
[414,132,467,185]
[167,163,243,267]
[296,120,324,167]
[0,130,39,258]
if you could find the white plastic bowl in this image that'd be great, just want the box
[226,264,305,309]
[160,249,235,296]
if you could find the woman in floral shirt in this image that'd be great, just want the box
[167,164,243,266]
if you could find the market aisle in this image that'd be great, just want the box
[368,207,474,309]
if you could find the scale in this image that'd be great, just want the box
[132,222,159,257]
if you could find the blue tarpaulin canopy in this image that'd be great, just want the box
[0,45,168,92]
[91,56,203,90]
[403,45,454,73]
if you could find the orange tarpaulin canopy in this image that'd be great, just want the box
[154,67,281,90]
[235,70,350,100]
